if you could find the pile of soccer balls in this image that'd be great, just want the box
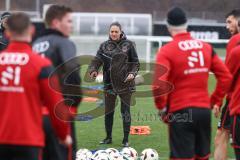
[76,147,159,160]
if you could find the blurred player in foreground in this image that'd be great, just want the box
[33,5,82,160]
[0,12,71,160]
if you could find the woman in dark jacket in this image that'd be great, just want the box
[89,22,140,147]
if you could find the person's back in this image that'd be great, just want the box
[32,5,81,110]
[153,7,232,160]
[157,33,228,112]
[0,12,71,160]
[0,42,55,146]
[33,29,76,68]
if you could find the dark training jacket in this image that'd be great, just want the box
[33,29,82,107]
[89,34,140,93]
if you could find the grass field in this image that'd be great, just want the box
[75,48,235,159]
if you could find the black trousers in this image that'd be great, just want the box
[0,145,41,160]
[43,115,76,160]
[104,91,132,141]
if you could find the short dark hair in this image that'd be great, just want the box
[45,5,72,27]
[7,12,31,35]
[109,22,122,31]
[226,8,240,18]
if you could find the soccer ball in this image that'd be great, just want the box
[76,155,89,160]
[140,148,159,160]
[105,148,122,160]
[105,148,119,155]
[134,74,144,85]
[120,147,138,160]
[76,148,92,160]
[122,154,135,160]
[92,150,111,160]
[95,74,103,83]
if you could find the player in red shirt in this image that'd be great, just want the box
[153,7,232,160]
[0,13,71,160]
[214,8,240,160]
[226,20,240,160]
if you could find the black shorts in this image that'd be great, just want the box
[0,145,41,160]
[218,100,231,130]
[231,115,240,149]
[169,107,211,160]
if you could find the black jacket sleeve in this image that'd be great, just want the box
[128,42,140,77]
[58,40,82,107]
[88,43,103,74]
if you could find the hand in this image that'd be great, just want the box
[61,135,72,146]
[124,73,134,83]
[213,104,220,118]
[158,107,168,123]
[89,71,98,79]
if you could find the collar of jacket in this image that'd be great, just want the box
[6,41,32,51]
[41,29,65,37]
[173,32,191,40]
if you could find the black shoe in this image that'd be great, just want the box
[99,138,112,144]
[122,139,129,147]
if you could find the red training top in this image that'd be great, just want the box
[225,33,240,100]
[0,41,69,147]
[226,45,240,115]
[153,32,232,113]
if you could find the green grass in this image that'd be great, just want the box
[75,48,235,159]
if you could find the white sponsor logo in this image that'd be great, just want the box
[188,51,204,68]
[33,41,50,53]
[178,40,203,51]
[184,51,207,75]
[0,86,24,92]
[0,66,24,93]
[0,53,29,65]
[184,67,209,75]
[1,66,21,85]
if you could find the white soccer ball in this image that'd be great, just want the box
[121,154,134,160]
[92,150,111,160]
[105,148,122,160]
[76,148,92,160]
[76,155,88,160]
[120,147,138,160]
[134,74,144,85]
[140,148,159,160]
[95,74,103,83]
